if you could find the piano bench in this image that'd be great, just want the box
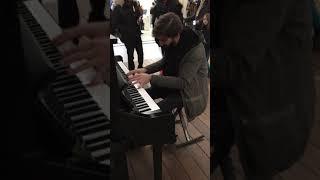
[173,107,205,148]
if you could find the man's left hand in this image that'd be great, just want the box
[128,73,151,88]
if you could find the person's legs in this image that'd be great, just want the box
[146,87,183,112]
[157,92,183,113]
[88,0,107,22]
[57,0,79,28]
[146,87,172,100]
[125,42,135,70]
[135,35,144,68]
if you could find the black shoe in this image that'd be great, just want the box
[138,64,143,68]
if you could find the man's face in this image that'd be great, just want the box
[157,35,174,48]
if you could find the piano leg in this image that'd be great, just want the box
[153,144,162,180]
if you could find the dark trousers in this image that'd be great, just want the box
[58,0,106,28]
[88,0,107,22]
[146,87,183,113]
[125,35,144,70]
[58,0,80,28]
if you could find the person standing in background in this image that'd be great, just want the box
[111,0,144,70]
[150,0,183,27]
[201,12,210,61]
[58,0,107,29]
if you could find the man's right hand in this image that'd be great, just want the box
[127,68,147,76]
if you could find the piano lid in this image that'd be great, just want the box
[23,0,110,119]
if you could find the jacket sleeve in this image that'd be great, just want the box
[150,44,206,89]
[145,58,166,74]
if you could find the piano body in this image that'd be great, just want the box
[112,40,176,180]
[16,0,122,179]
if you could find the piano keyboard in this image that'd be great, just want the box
[18,0,110,167]
[116,61,161,114]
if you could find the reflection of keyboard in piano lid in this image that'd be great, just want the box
[116,61,161,114]
[21,0,109,119]
[18,1,110,166]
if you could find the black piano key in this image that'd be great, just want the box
[84,134,109,146]
[132,98,145,104]
[55,74,75,81]
[59,93,91,104]
[82,130,110,142]
[136,104,149,110]
[92,151,110,162]
[47,53,63,59]
[73,115,107,129]
[132,98,145,103]
[44,49,60,56]
[132,96,144,100]
[52,77,81,88]
[139,107,151,112]
[29,24,42,30]
[53,83,84,94]
[71,114,106,125]
[70,111,104,123]
[55,87,87,99]
[52,62,63,67]
[52,64,65,70]
[86,140,110,152]
[64,99,96,110]
[37,36,49,41]
[40,42,54,48]
[32,30,46,36]
[50,87,87,98]
[54,76,79,85]
[38,38,50,44]
[43,48,59,55]
[77,122,109,136]
[130,94,141,99]
[67,104,100,117]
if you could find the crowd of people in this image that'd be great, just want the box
[110,0,210,70]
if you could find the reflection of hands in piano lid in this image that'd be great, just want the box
[128,73,151,89]
[52,23,110,86]
[126,68,147,76]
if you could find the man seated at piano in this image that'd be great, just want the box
[53,22,110,86]
[127,12,208,120]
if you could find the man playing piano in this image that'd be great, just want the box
[127,12,208,120]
